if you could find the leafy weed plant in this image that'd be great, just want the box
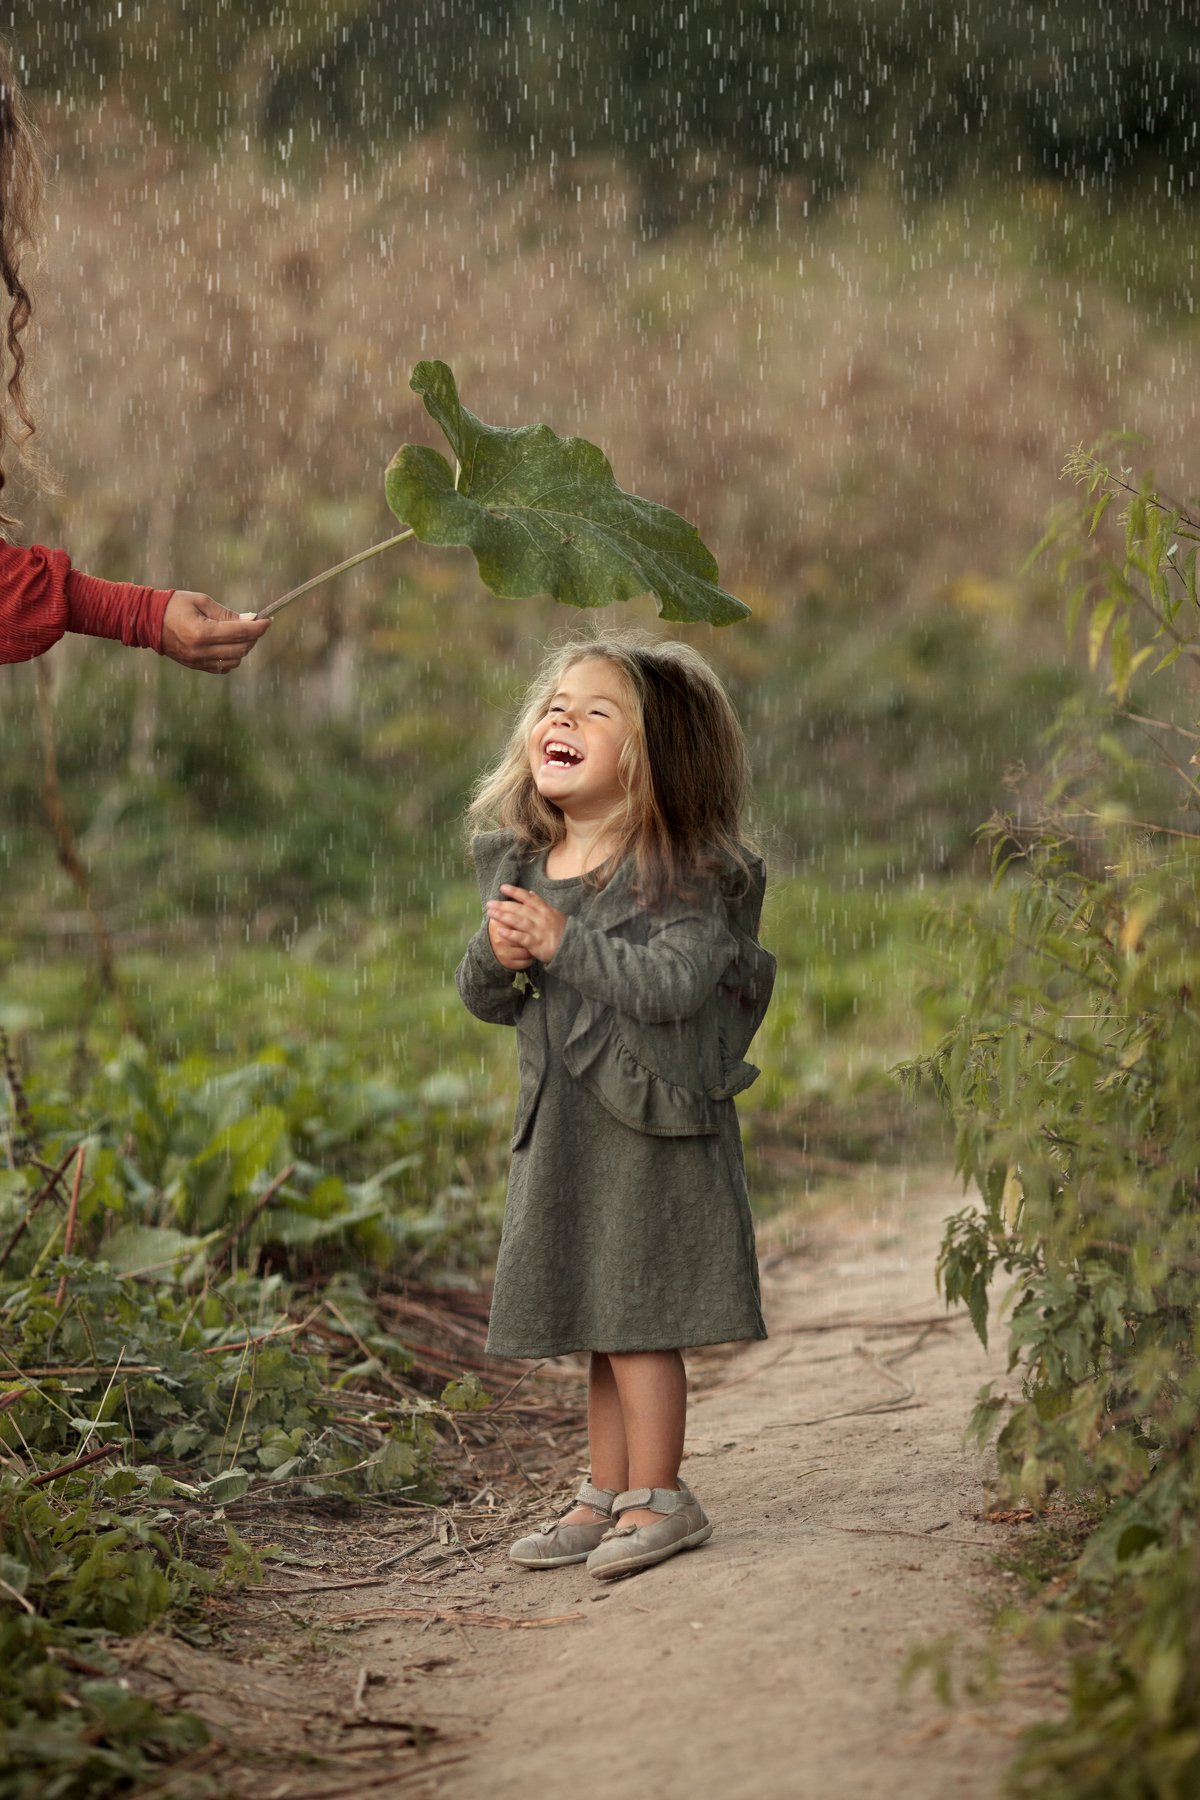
[902,447,1200,1798]
[0,1036,510,1796]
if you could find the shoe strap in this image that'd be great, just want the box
[576,1481,617,1515]
[612,1484,688,1516]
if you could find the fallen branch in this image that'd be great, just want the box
[322,1297,412,1401]
[200,1321,304,1357]
[8,1364,162,1378]
[269,1754,471,1800]
[765,1399,926,1430]
[242,1577,391,1598]
[30,1442,120,1486]
[776,1314,963,1336]
[480,1359,550,1415]
[371,1534,439,1574]
[804,1519,993,1550]
[323,1605,584,1630]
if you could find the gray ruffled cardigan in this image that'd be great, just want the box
[455,830,776,1150]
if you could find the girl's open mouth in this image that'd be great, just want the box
[543,740,583,766]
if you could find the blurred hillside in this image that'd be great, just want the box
[20,2,1200,210]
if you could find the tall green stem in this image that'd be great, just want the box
[257,528,415,619]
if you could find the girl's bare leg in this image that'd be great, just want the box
[606,1349,687,1527]
[557,1352,628,1524]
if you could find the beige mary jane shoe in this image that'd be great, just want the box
[585,1482,712,1580]
[509,1481,617,1568]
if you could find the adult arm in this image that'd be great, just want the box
[0,542,269,670]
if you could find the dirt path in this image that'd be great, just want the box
[307,1171,1047,1799]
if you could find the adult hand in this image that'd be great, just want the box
[487,885,568,965]
[161,592,271,673]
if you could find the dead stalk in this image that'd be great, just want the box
[52,1146,88,1309]
[0,1141,80,1273]
[212,1163,297,1268]
[32,664,141,1039]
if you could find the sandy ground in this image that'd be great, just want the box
[296,1171,1049,1800]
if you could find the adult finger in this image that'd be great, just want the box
[161,592,271,667]
[197,653,247,675]
[192,620,271,650]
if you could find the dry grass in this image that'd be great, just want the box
[16,116,1200,695]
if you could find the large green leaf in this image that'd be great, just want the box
[384,360,749,626]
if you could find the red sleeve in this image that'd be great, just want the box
[0,541,173,664]
[0,540,72,663]
[65,568,174,654]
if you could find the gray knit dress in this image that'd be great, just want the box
[456,838,773,1360]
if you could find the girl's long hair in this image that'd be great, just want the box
[468,631,754,910]
[0,39,43,532]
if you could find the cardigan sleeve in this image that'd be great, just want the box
[0,541,173,664]
[547,907,738,1024]
[454,923,527,1026]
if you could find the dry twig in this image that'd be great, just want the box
[52,1145,88,1309]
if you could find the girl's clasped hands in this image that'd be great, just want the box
[487,885,567,969]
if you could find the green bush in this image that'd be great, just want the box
[904,449,1200,1796]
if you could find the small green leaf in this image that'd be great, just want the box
[1087,593,1117,669]
[966,1270,989,1347]
[0,1552,30,1596]
[198,1108,286,1191]
[441,1373,492,1412]
[1116,1523,1161,1561]
[385,360,749,626]
[1143,1646,1184,1726]
[104,1223,210,1277]
[196,1468,250,1504]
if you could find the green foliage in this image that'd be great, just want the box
[901,451,1200,1792]
[0,1663,208,1800]
[0,1039,510,1493]
[0,1038,507,1795]
[385,361,748,626]
[0,1477,211,1798]
[10,1033,506,1275]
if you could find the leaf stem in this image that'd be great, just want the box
[257,529,415,619]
